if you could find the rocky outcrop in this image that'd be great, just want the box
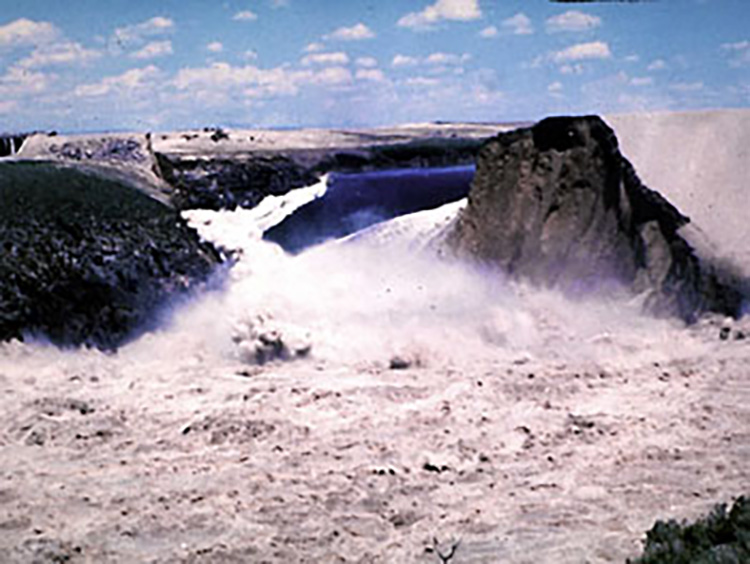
[448,116,744,321]
[0,162,222,350]
[155,153,319,211]
[0,134,27,157]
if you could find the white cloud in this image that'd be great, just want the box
[244,50,259,61]
[623,54,640,63]
[355,68,385,82]
[425,52,470,65]
[548,81,563,93]
[304,42,324,53]
[559,63,584,75]
[207,41,224,53]
[670,81,704,92]
[0,18,59,48]
[301,52,349,66]
[721,40,750,67]
[114,16,174,45]
[630,76,653,87]
[404,76,440,87]
[173,61,357,99]
[392,53,468,68]
[546,11,601,33]
[271,0,288,7]
[15,41,100,68]
[0,65,53,96]
[174,62,298,95]
[324,23,375,41]
[502,13,533,36]
[311,66,352,85]
[647,59,667,71]
[722,40,749,51]
[479,26,498,39]
[356,57,378,68]
[392,54,419,67]
[398,0,481,30]
[233,10,258,22]
[130,40,172,60]
[75,65,160,97]
[552,41,611,62]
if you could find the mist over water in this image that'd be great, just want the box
[172,173,701,372]
[0,171,707,378]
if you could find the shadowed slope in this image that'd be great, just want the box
[0,162,221,349]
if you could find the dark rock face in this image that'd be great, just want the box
[155,154,319,211]
[0,162,222,350]
[0,134,27,157]
[448,116,744,321]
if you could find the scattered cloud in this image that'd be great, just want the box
[311,66,352,86]
[173,62,303,96]
[16,41,100,68]
[392,54,419,67]
[670,81,704,92]
[392,53,468,68]
[355,68,386,82]
[301,52,349,66]
[0,65,54,96]
[173,60,358,102]
[425,52,471,65]
[546,10,601,33]
[548,81,563,93]
[552,41,611,62]
[721,40,750,67]
[324,23,375,41]
[404,76,441,87]
[721,40,749,51]
[502,13,533,36]
[114,16,174,46]
[233,10,258,22]
[398,0,481,31]
[559,63,584,75]
[624,54,640,63]
[207,42,224,53]
[270,0,288,7]
[479,26,498,39]
[130,40,172,60]
[647,59,667,71]
[304,42,325,53]
[0,18,59,48]
[630,76,653,86]
[356,57,378,68]
[75,65,161,97]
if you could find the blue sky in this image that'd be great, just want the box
[0,0,748,132]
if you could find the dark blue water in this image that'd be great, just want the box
[263,165,475,253]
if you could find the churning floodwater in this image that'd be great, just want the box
[176,167,695,372]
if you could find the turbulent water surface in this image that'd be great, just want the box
[1,120,749,562]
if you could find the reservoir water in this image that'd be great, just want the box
[263,165,474,253]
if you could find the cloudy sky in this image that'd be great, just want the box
[0,0,748,132]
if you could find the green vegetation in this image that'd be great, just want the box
[629,497,750,564]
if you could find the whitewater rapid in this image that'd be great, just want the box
[168,173,706,374]
[0,167,714,375]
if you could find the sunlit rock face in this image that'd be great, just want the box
[448,115,744,321]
